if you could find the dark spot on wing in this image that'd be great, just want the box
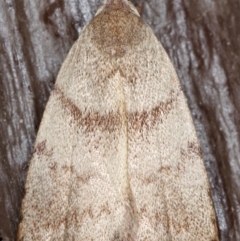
[128,89,180,132]
[188,141,203,157]
[34,140,53,157]
[181,141,203,159]
[54,86,122,133]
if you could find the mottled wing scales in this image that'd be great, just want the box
[18,1,218,241]
[18,93,75,240]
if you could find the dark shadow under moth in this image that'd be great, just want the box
[17,0,219,240]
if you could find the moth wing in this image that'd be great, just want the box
[17,42,77,240]
[18,2,218,241]
[18,24,133,240]
[125,24,218,240]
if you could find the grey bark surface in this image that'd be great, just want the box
[0,0,239,240]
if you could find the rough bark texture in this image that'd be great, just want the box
[0,0,239,240]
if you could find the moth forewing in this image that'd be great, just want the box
[18,0,218,240]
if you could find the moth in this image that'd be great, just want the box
[17,0,219,240]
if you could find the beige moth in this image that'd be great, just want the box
[17,0,219,240]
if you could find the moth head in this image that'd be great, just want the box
[95,0,140,17]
